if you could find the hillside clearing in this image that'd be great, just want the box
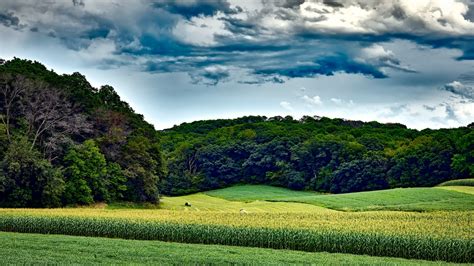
[437,186,474,195]
[205,185,474,211]
[160,192,331,212]
[438,179,474,187]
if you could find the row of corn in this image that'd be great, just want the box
[0,214,472,263]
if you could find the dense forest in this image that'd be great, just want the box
[160,112,473,195]
[0,58,473,207]
[0,58,164,207]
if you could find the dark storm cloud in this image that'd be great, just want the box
[72,0,85,7]
[465,2,474,20]
[254,53,386,79]
[273,0,306,9]
[423,105,436,111]
[0,11,20,28]
[322,0,344,8]
[1,0,473,85]
[189,65,230,85]
[152,0,235,19]
[442,81,474,100]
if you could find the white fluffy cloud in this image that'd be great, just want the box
[358,44,416,73]
[330,98,354,106]
[283,0,474,36]
[302,95,323,106]
[173,13,231,46]
[280,101,294,111]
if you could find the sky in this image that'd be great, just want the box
[0,0,473,130]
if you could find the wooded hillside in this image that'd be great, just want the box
[160,115,473,195]
[0,58,164,207]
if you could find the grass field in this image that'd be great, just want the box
[438,178,474,187]
[1,184,473,263]
[205,184,321,201]
[1,232,461,265]
[159,192,331,212]
[438,186,474,195]
[205,185,474,211]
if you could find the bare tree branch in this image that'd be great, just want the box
[0,74,28,141]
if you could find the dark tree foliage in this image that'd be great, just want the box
[331,153,389,193]
[0,137,64,207]
[0,58,164,207]
[161,115,473,195]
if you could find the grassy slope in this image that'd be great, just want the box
[205,184,320,201]
[438,186,474,195]
[438,178,474,187]
[205,185,474,211]
[159,192,331,212]
[0,232,461,265]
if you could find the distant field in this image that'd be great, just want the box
[205,184,320,201]
[438,186,474,195]
[205,185,474,211]
[438,178,474,187]
[159,192,331,212]
[1,232,458,265]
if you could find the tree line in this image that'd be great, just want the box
[160,115,473,195]
[1,58,472,207]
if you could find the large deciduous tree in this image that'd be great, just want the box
[0,73,27,141]
[24,82,92,160]
[63,140,109,205]
[121,136,164,203]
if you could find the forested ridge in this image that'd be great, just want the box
[160,109,474,195]
[0,58,164,207]
[0,58,473,207]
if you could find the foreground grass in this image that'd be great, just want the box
[0,232,459,265]
[206,185,474,211]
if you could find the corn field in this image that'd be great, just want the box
[0,209,472,263]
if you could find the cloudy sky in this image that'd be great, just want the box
[1,0,474,129]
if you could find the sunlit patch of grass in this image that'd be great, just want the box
[206,185,474,211]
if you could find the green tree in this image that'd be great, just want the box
[105,162,127,201]
[388,136,454,187]
[122,136,163,203]
[330,153,389,193]
[451,131,474,178]
[63,140,108,205]
[0,137,64,207]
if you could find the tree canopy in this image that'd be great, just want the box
[160,116,472,195]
